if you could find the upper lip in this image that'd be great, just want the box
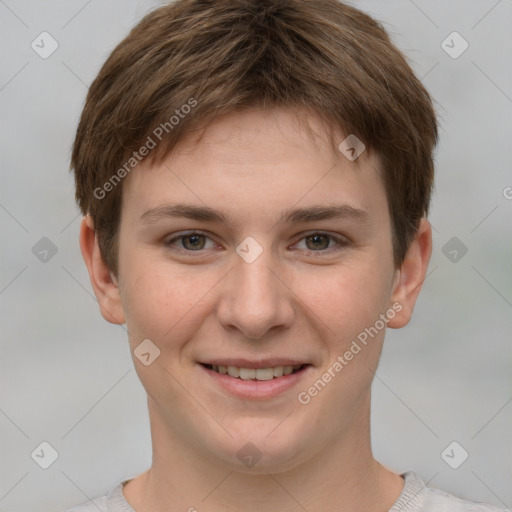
[200,359,310,368]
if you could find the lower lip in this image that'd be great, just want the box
[199,364,313,399]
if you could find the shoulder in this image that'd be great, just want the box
[391,471,508,512]
[60,478,135,512]
[421,485,507,512]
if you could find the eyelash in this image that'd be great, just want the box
[163,230,350,256]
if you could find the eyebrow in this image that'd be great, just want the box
[139,203,370,227]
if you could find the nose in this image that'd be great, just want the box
[216,247,295,340]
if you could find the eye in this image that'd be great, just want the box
[293,232,349,253]
[163,230,349,257]
[164,231,217,253]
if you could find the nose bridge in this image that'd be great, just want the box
[218,244,293,339]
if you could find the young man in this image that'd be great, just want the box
[65,1,505,511]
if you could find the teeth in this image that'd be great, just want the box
[227,365,240,378]
[207,364,304,380]
[273,366,284,377]
[239,368,256,380]
[255,368,274,380]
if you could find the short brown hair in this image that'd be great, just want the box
[71,0,438,276]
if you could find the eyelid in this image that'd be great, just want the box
[164,229,350,256]
[164,230,218,254]
[290,231,350,252]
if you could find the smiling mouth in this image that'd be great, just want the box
[202,363,307,381]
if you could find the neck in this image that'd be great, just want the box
[123,392,404,512]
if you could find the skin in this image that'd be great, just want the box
[80,107,431,512]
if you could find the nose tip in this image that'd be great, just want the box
[216,247,295,339]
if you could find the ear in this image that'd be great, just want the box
[387,218,432,329]
[79,215,125,325]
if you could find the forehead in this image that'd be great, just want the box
[162,107,356,168]
[120,108,387,229]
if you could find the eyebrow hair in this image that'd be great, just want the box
[139,203,370,227]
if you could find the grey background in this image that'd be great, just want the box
[1,1,511,511]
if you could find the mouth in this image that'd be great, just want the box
[198,361,312,399]
[201,363,307,381]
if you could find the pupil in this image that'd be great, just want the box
[185,234,203,250]
[308,234,328,250]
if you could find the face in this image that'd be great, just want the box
[108,108,412,472]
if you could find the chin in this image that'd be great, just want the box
[208,424,313,474]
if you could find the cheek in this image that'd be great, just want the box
[296,264,393,412]
[120,253,221,347]
[296,259,392,342]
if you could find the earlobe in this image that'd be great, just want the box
[387,218,432,329]
[79,215,126,325]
